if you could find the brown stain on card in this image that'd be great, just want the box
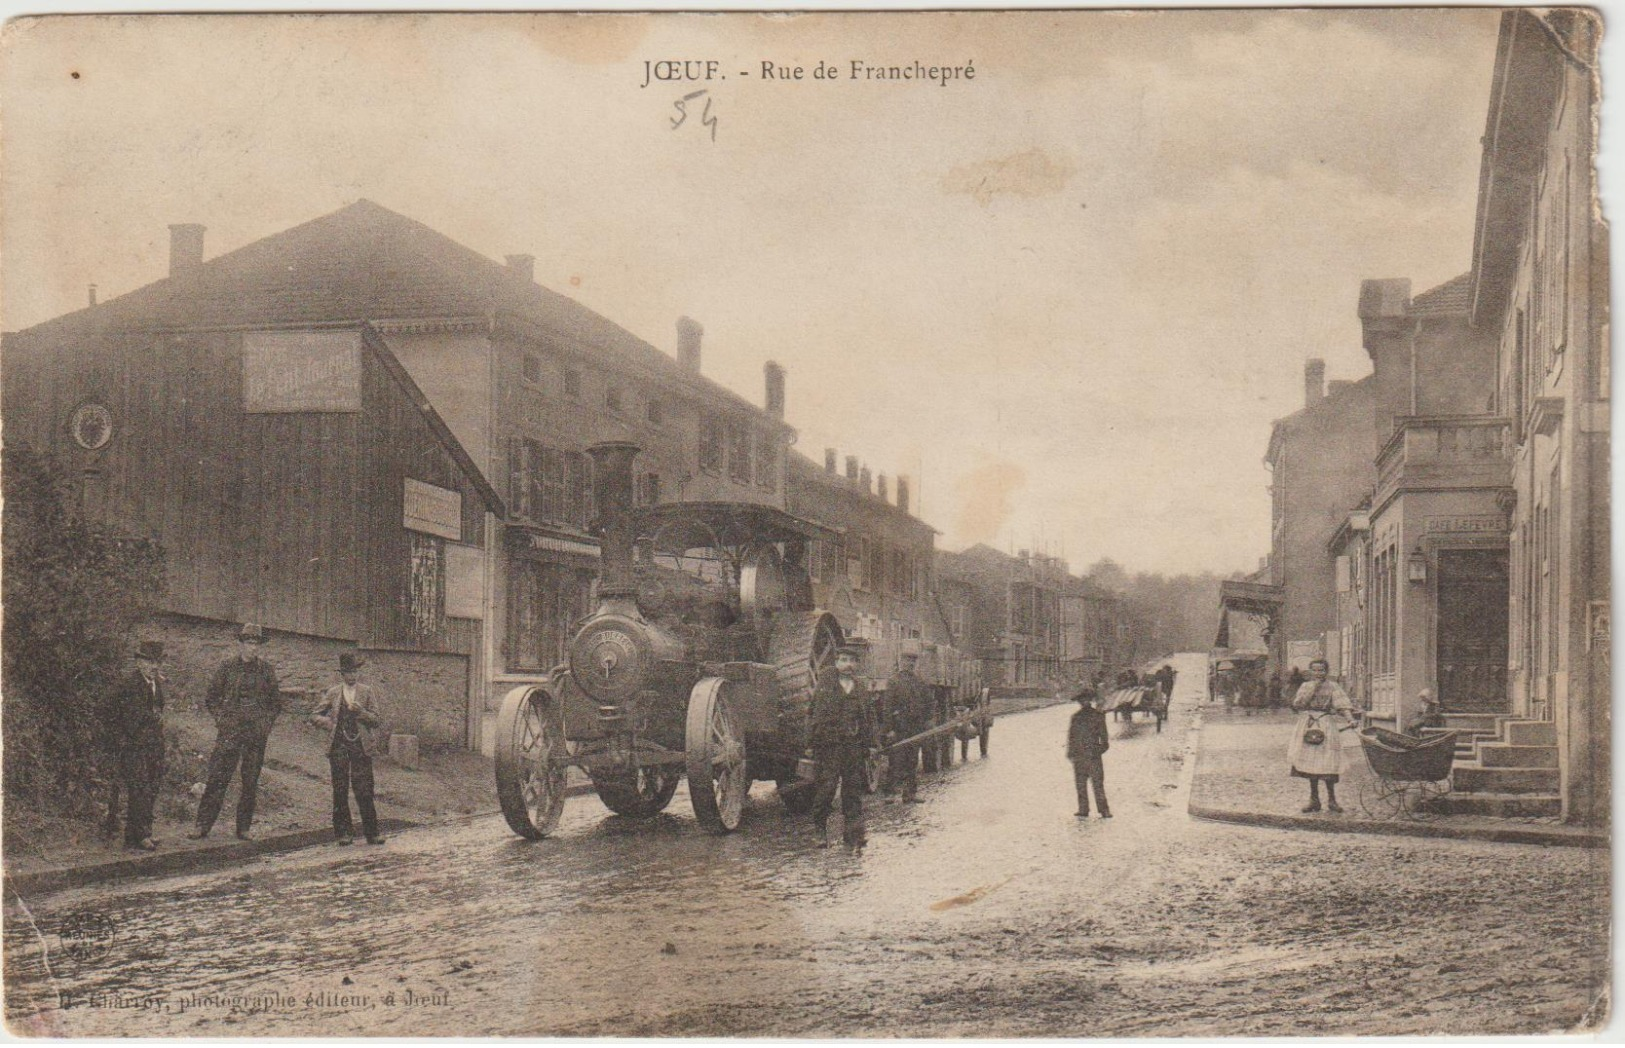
[525,14,651,65]
[942,149,1077,207]
[930,876,1014,911]
[954,459,1026,543]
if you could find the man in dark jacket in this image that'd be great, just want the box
[808,644,880,848]
[190,623,283,840]
[104,640,168,851]
[885,652,932,804]
[1067,686,1112,818]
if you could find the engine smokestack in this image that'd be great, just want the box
[587,441,642,600]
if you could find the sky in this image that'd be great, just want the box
[1,10,1507,575]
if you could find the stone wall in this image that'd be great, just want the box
[144,613,469,748]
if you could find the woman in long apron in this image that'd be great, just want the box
[1286,658,1356,813]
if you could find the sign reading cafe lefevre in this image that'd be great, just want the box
[243,329,363,413]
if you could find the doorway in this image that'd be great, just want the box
[1434,548,1510,713]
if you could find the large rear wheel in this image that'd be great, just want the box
[687,677,748,833]
[495,686,568,840]
[592,766,681,817]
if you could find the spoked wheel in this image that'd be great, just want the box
[495,685,569,840]
[1408,780,1450,822]
[686,677,748,833]
[1357,777,1407,821]
[591,766,682,817]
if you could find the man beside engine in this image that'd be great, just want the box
[808,643,881,849]
[884,651,932,804]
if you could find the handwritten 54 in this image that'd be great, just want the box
[670,90,718,143]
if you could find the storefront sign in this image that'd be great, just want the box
[445,544,485,619]
[1423,515,1506,534]
[404,479,463,540]
[509,530,601,559]
[243,330,362,413]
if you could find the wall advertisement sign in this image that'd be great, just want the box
[243,329,362,413]
[404,478,463,540]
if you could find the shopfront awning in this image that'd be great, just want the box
[1216,580,1283,648]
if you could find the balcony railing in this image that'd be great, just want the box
[1375,416,1512,502]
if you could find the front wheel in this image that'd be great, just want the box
[495,686,569,840]
[686,678,748,833]
[592,766,682,817]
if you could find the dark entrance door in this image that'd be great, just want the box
[1435,549,1509,713]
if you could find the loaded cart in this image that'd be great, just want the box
[494,442,848,838]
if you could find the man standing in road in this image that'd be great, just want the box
[808,643,880,849]
[1067,685,1112,819]
[885,651,931,804]
[310,653,386,846]
[103,640,168,851]
[190,623,283,841]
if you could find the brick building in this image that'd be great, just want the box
[1244,10,1607,825]
[1468,9,1607,824]
[3,234,502,746]
[936,545,1120,691]
[3,201,797,752]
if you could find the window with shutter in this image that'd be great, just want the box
[699,418,723,474]
[728,421,751,483]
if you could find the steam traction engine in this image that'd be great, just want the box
[494,442,845,838]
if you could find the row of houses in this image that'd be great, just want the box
[1222,11,1607,824]
[5,199,1135,753]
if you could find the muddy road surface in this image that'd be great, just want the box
[4,655,1608,1036]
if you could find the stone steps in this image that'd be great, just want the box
[1475,743,1561,768]
[1451,763,1560,793]
[1434,791,1562,819]
[1506,720,1557,746]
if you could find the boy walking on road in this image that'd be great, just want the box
[1067,686,1112,819]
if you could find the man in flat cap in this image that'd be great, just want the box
[190,623,282,840]
[310,653,386,846]
[102,640,168,851]
[807,643,881,849]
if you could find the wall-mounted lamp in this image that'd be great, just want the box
[1407,547,1428,584]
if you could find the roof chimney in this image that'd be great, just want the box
[845,455,859,481]
[877,474,889,501]
[764,360,785,418]
[859,465,872,493]
[825,448,837,474]
[677,317,703,372]
[1304,358,1325,409]
[896,476,910,515]
[168,223,205,279]
[505,254,535,283]
[87,284,97,308]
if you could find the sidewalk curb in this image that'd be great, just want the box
[1187,803,1607,849]
[1185,703,1607,850]
[5,818,417,899]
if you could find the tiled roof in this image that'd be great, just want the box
[1407,272,1473,317]
[12,200,780,424]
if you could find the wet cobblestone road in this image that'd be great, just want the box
[4,655,1609,1036]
